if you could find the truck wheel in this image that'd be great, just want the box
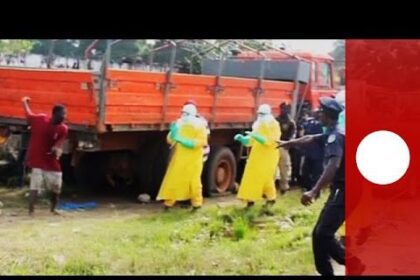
[203,146,236,197]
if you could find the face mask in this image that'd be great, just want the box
[257,113,272,123]
[181,112,194,122]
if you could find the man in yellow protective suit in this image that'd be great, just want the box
[234,104,281,209]
[157,103,208,211]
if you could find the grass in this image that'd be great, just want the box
[0,187,28,208]
[0,187,330,275]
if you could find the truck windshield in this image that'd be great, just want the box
[317,62,332,88]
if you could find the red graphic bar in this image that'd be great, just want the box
[346,40,420,275]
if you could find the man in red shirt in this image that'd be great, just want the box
[22,96,69,215]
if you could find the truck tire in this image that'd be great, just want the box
[203,146,236,197]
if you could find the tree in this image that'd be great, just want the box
[54,40,79,57]
[331,40,345,67]
[31,40,51,55]
[144,40,273,74]
[0,40,34,55]
[2,39,281,71]
[136,40,153,57]
[330,40,345,85]
[110,40,141,60]
[31,39,147,67]
[239,39,274,52]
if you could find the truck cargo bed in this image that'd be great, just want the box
[0,67,295,132]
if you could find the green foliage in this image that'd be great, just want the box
[0,40,34,54]
[1,39,278,72]
[331,40,345,65]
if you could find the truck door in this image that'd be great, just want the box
[310,61,337,109]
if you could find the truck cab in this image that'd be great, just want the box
[202,50,338,118]
[296,51,338,109]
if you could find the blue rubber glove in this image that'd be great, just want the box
[174,135,196,149]
[245,131,267,144]
[234,134,250,146]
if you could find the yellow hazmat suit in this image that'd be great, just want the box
[237,115,281,202]
[157,118,208,208]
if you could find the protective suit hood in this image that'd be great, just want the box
[253,104,276,130]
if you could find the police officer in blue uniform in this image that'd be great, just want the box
[301,110,324,193]
[278,97,364,275]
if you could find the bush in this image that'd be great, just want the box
[232,218,248,241]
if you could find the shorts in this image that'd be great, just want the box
[29,168,63,194]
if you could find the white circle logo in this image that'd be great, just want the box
[356,130,410,185]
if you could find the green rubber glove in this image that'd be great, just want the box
[337,110,345,135]
[175,135,196,149]
[246,131,267,144]
[234,134,250,146]
[234,134,243,142]
[169,123,178,140]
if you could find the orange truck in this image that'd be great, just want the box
[0,43,338,199]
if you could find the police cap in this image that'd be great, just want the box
[320,97,343,114]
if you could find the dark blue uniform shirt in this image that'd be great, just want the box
[303,118,324,160]
[317,126,345,189]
